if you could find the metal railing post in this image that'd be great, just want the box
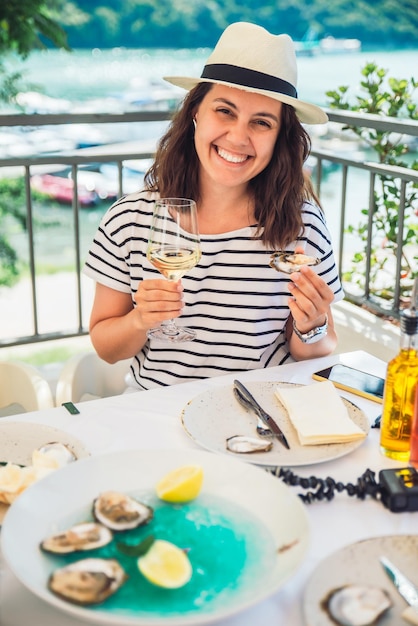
[24,165,39,336]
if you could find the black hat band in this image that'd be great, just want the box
[201,63,298,99]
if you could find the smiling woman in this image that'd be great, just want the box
[83,21,343,391]
[191,86,283,229]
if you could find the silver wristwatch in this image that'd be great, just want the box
[292,315,328,344]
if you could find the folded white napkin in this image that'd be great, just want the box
[274,380,366,446]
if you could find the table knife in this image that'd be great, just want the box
[233,387,272,437]
[233,380,290,450]
[380,556,418,625]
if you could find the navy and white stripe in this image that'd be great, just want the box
[83,190,344,390]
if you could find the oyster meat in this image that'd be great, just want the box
[226,435,273,454]
[323,584,392,626]
[35,442,77,466]
[93,490,153,531]
[270,252,320,274]
[40,522,113,554]
[48,557,127,605]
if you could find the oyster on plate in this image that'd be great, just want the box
[322,584,392,626]
[270,252,320,274]
[48,557,127,605]
[93,490,153,531]
[226,435,273,454]
[40,522,113,554]
[35,442,77,466]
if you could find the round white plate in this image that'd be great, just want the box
[0,421,89,466]
[181,381,369,467]
[1,448,309,626]
[0,421,89,523]
[303,534,418,625]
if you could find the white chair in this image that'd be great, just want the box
[55,352,132,405]
[0,361,55,416]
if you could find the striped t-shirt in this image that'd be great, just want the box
[83,190,344,390]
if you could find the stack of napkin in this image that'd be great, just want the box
[275,380,366,446]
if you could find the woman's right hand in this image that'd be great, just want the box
[89,280,184,363]
[134,278,184,330]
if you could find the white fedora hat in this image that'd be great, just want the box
[164,22,328,125]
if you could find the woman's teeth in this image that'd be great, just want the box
[216,147,248,163]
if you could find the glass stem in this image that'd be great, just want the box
[160,319,180,336]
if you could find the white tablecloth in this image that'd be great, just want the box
[1,350,415,626]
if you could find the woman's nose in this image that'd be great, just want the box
[227,120,250,145]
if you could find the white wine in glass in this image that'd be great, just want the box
[146,198,201,342]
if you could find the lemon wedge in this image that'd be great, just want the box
[137,539,192,588]
[156,464,204,503]
[0,463,55,505]
[0,464,25,504]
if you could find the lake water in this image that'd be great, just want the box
[3,46,418,110]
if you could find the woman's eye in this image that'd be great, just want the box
[254,119,272,128]
[217,107,233,116]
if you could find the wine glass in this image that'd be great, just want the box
[146,198,201,342]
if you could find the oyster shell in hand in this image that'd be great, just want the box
[226,435,273,454]
[322,584,392,626]
[40,522,113,554]
[93,491,153,531]
[270,252,320,274]
[48,557,127,605]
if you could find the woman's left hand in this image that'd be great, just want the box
[287,264,334,333]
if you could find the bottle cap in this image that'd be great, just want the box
[401,308,418,335]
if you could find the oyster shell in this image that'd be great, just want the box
[226,435,273,454]
[48,557,127,605]
[93,491,153,531]
[270,252,320,274]
[40,522,113,554]
[35,442,77,466]
[322,584,392,626]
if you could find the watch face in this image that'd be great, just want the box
[305,328,327,343]
[293,318,328,343]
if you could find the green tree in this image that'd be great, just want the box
[59,0,418,48]
[0,1,73,285]
[0,178,28,286]
[327,63,418,310]
[0,0,69,57]
[0,0,72,101]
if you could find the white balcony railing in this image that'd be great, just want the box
[0,108,417,348]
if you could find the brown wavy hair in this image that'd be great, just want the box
[144,82,316,249]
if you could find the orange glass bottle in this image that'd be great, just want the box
[409,383,418,467]
[380,280,418,462]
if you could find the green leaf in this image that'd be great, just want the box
[116,535,155,557]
